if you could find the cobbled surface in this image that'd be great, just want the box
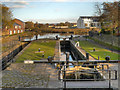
[2,63,62,88]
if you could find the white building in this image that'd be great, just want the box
[77,16,101,29]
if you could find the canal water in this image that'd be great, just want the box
[24,33,80,41]
[60,40,75,68]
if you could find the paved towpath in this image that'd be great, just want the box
[2,63,63,88]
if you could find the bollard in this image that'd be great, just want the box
[47,56,53,64]
[93,48,95,51]
[42,54,44,57]
[98,56,99,60]
[105,56,110,62]
[70,35,73,40]
[38,48,40,52]
[56,35,59,40]
[86,53,89,60]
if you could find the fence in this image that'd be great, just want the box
[58,64,117,88]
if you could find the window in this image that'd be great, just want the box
[15,26,17,29]
[18,30,20,33]
[19,26,21,29]
[14,30,16,34]
[9,31,12,35]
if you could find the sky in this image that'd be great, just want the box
[2,0,119,23]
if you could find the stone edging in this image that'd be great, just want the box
[13,42,31,61]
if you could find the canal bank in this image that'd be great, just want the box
[2,35,119,89]
[2,41,30,70]
[57,39,118,89]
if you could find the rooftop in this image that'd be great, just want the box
[80,16,100,18]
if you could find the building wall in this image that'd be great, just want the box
[8,19,25,35]
[77,16,101,29]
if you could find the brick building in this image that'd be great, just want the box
[4,19,25,35]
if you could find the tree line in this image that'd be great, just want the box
[95,2,119,35]
[1,4,13,30]
[1,2,120,36]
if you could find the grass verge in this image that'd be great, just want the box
[15,40,56,63]
[78,40,119,60]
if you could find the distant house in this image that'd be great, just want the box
[55,26,68,29]
[48,24,55,28]
[4,18,25,35]
[71,23,77,28]
[77,16,101,29]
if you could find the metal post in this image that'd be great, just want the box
[102,65,104,71]
[58,67,60,80]
[64,65,66,88]
[109,70,111,88]
[66,52,69,68]
[98,56,99,60]
[86,53,89,60]
[107,65,109,70]
[115,70,117,80]
[60,65,63,81]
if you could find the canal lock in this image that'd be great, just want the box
[59,40,104,81]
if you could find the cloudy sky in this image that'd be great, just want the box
[1,0,118,23]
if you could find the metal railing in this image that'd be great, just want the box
[2,58,119,88]
[57,64,117,89]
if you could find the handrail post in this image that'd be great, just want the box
[64,65,66,88]
[115,70,117,80]
[109,70,111,88]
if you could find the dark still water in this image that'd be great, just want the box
[60,41,75,68]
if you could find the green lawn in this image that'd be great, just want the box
[15,40,56,63]
[78,41,119,60]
